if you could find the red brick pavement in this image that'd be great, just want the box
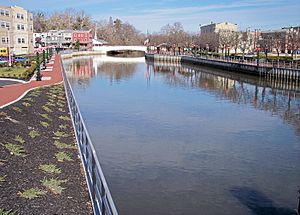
[0,55,63,108]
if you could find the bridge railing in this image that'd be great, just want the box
[60,56,118,215]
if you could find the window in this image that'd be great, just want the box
[30,16,33,21]
[21,25,24,30]
[17,24,20,30]
[2,37,5,44]
[6,22,10,28]
[18,38,21,43]
[31,39,33,44]
[30,25,33,31]
[1,22,5,28]
[5,11,9,16]
[22,38,25,43]
[0,10,4,16]
[21,14,24,19]
[17,13,20,19]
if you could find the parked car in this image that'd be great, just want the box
[0,60,7,64]
[14,56,28,62]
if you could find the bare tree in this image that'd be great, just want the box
[96,17,142,45]
[287,28,300,59]
[218,30,235,56]
[32,11,48,33]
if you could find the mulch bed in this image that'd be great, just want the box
[0,84,92,215]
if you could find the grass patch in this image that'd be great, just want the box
[55,151,73,162]
[42,105,53,113]
[0,175,6,183]
[40,121,50,128]
[53,131,69,138]
[19,188,47,199]
[59,115,70,121]
[29,130,40,138]
[41,178,67,195]
[40,113,52,121]
[0,208,15,215]
[54,140,75,149]
[14,135,25,144]
[0,67,28,77]
[39,164,61,174]
[2,143,26,157]
[12,107,22,112]
[22,102,31,107]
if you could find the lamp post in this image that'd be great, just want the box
[6,27,11,67]
[256,47,260,67]
[36,52,41,81]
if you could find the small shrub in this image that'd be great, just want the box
[40,121,50,128]
[0,208,15,215]
[59,124,67,129]
[22,102,31,107]
[23,97,33,102]
[39,164,61,174]
[12,107,22,112]
[19,188,47,199]
[42,105,53,113]
[29,130,40,138]
[2,143,26,157]
[40,113,52,121]
[54,140,75,149]
[41,177,67,195]
[58,108,65,112]
[55,151,73,162]
[59,115,70,121]
[0,175,6,183]
[0,112,7,118]
[53,131,69,138]
[14,135,25,144]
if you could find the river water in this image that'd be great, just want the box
[63,55,300,215]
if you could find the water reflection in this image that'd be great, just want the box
[63,56,300,215]
[148,61,300,137]
[64,55,145,86]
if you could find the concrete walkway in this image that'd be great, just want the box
[0,55,63,108]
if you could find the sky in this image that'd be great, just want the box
[1,0,300,33]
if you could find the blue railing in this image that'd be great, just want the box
[61,57,118,215]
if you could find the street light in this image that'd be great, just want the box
[6,26,11,67]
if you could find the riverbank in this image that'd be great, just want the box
[0,84,92,214]
[145,54,300,81]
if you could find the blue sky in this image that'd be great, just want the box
[2,0,300,33]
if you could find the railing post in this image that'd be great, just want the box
[101,182,106,215]
[297,189,300,215]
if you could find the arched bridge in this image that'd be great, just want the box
[92,45,147,55]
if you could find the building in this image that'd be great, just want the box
[0,5,34,55]
[200,21,238,34]
[200,22,238,54]
[72,31,92,50]
[259,27,300,55]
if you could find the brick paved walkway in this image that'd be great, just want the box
[0,55,63,108]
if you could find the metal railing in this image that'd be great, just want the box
[60,57,118,215]
[148,51,300,70]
